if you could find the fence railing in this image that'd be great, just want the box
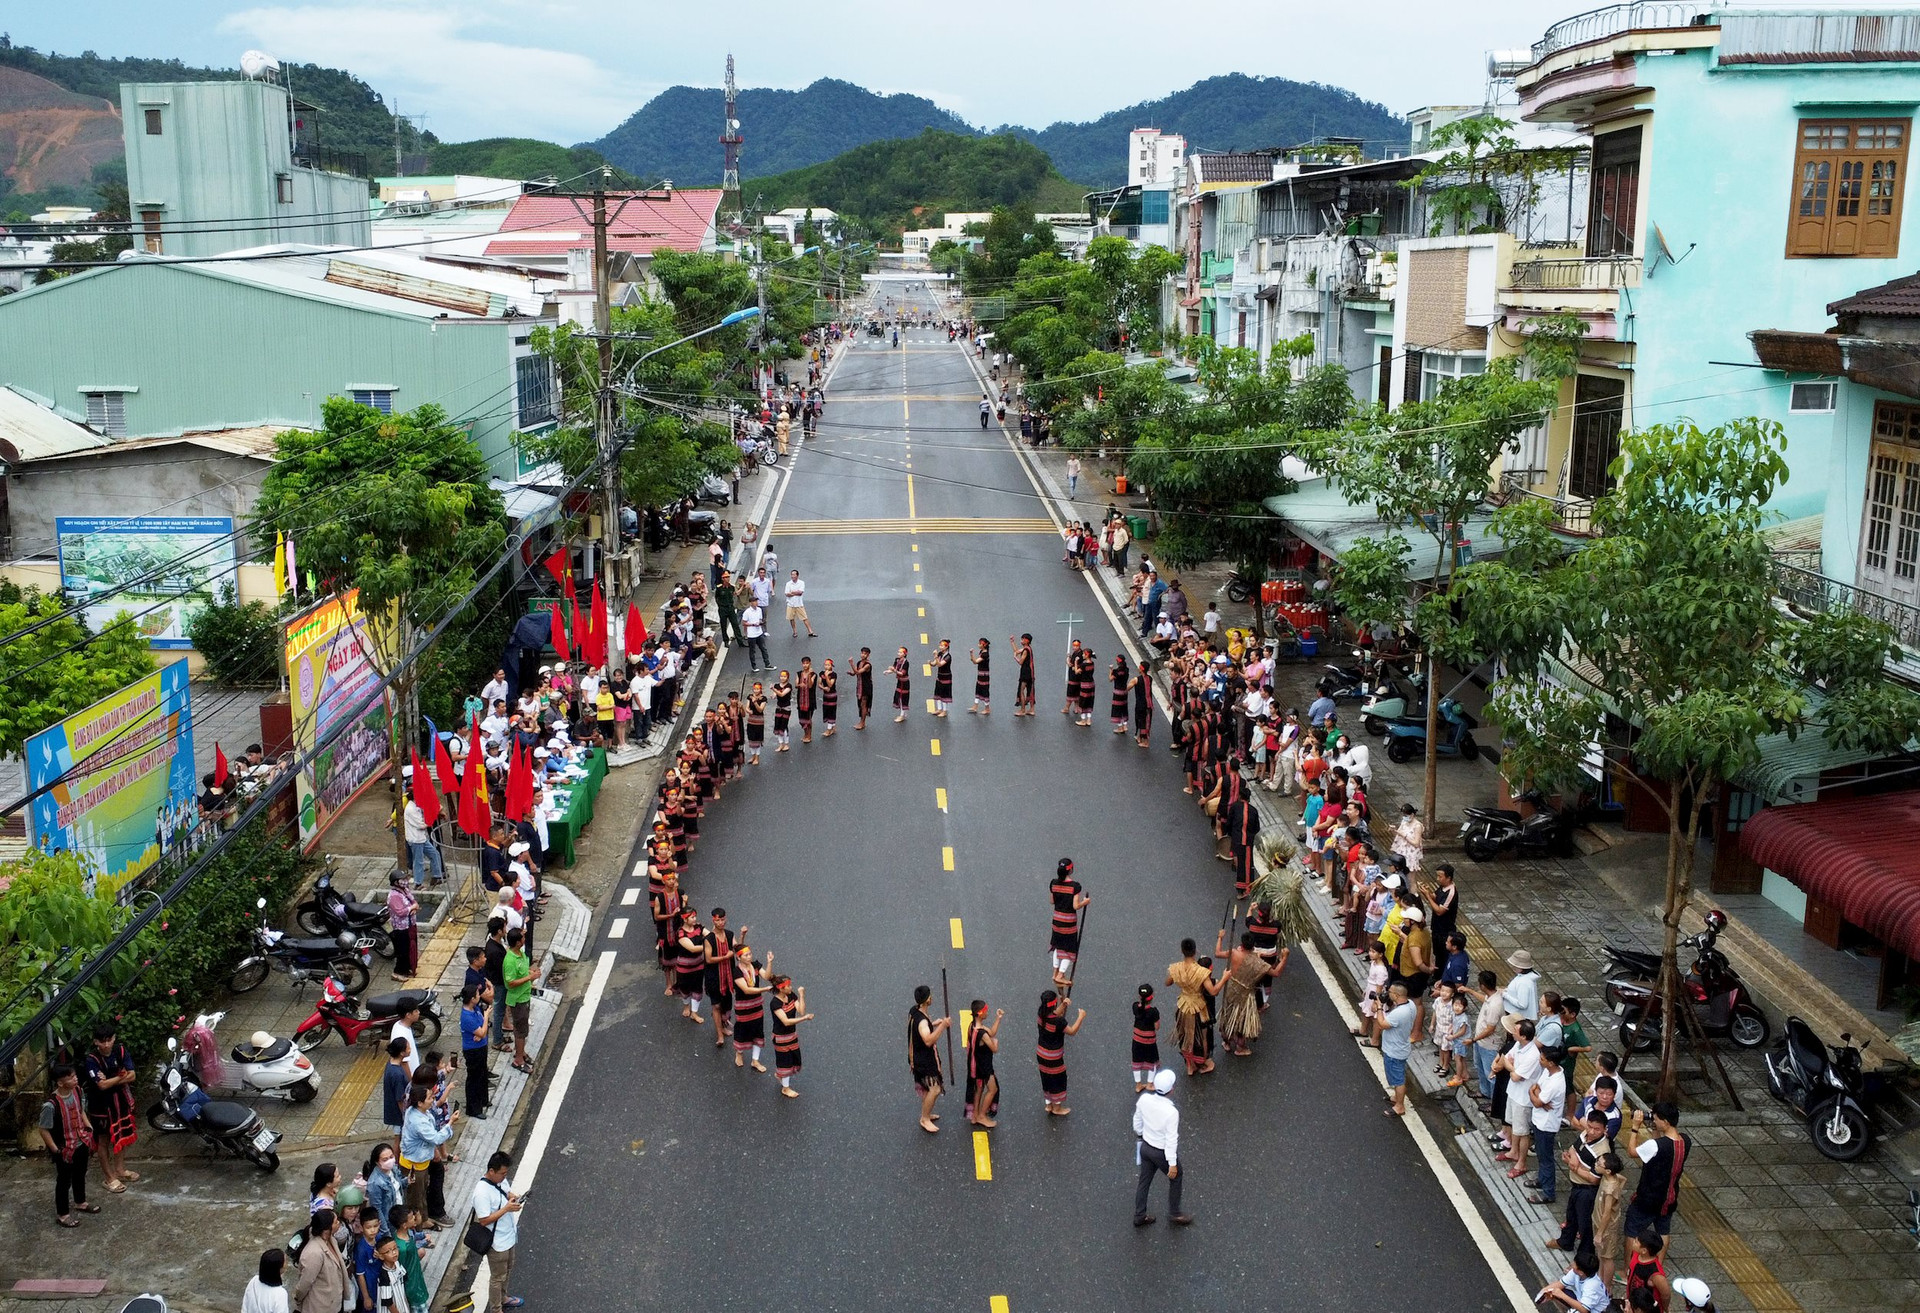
[1532,2,1712,62]
[1506,255,1640,291]
[1771,558,1920,652]
[1496,470,1598,536]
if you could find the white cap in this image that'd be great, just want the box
[1671,1278,1711,1309]
[1152,1069,1175,1093]
[509,841,529,855]
[1401,907,1425,923]
[534,748,550,759]
[401,764,414,777]
[1383,873,1403,890]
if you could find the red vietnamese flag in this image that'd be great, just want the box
[625,603,648,656]
[457,718,489,837]
[507,742,533,822]
[549,602,571,662]
[587,579,609,668]
[410,747,440,828]
[542,546,569,587]
[434,734,460,802]
[571,598,587,661]
[212,743,229,788]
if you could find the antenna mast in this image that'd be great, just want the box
[720,54,744,222]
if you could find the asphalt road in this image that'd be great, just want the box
[511,285,1515,1311]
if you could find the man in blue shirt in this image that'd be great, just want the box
[352,1211,385,1313]
[460,982,492,1120]
[380,1038,411,1148]
[1307,691,1337,727]
[1440,932,1472,988]
[1140,571,1166,638]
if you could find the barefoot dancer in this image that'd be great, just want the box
[909,985,950,1133]
[771,976,812,1098]
[931,640,953,717]
[1110,653,1131,734]
[852,647,874,730]
[1132,985,1163,1092]
[1035,990,1086,1116]
[821,659,839,737]
[1011,633,1036,717]
[891,647,911,723]
[796,657,816,745]
[966,1000,1003,1128]
[968,638,991,715]
[1132,657,1153,748]
[1048,858,1089,991]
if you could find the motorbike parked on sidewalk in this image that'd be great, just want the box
[293,976,444,1053]
[1384,696,1480,763]
[293,861,393,956]
[231,898,372,995]
[146,1037,283,1171]
[1604,911,1770,1051]
[180,1011,321,1103]
[1459,791,1576,862]
[1765,1017,1880,1161]
[1360,666,1428,736]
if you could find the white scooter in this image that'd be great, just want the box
[182,1011,322,1103]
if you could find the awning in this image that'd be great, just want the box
[1740,790,1920,960]
[490,478,560,523]
[1261,477,1511,581]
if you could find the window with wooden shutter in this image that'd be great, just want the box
[1788,118,1909,258]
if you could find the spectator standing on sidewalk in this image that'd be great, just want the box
[386,873,420,981]
[1549,1109,1616,1252]
[1066,455,1081,498]
[714,571,743,648]
[1376,980,1416,1117]
[243,1250,291,1313]
[40,1063,97,1227]
[1140,571,1166,639]
[1470,968,1504,1099]
[1623,1101,1691,1239]
[1528,1045,1569,1205]
[1110,518,1130,573]
[1592,1151,1628,1288]
[472,1151,525,1312]
[402,792,443,887]
[294,1212,350,1313]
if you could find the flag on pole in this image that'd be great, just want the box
[587,579,609,668]
[561,568,578,606]
[410,747,440,828]
[549,602,571,662]
[626,603,648,657]
[285,535,299,602]
[571,597,587,661]
[434,734,460,801]
[457,718,489,837]
[213,743,229,788]
[542,546,569,587]
[273,532,289,597]
[506,742,532,822]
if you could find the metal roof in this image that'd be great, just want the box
[1828,272,1920,319]
[16,426,293,465]
[0,385,109,464]
[1740,789,1920,961]
[486,189,723,259]
[1260,477,1512,580]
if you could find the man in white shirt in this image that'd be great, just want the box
[742,603,770,671]
[479,702,509,741]
[578,669,601,709]
[471,1151,523,1313]
[749,568,774,614]
[1536,1249,1609,1313]
[1501,1019,1542,1180]
[784,570,817,638]
[1131,1069,1189,1226]
[1202,603,1221,636]
[1529,1046,1569,1204]
[481,670,509,706]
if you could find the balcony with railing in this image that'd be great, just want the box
[1518,3,1719,124]
[1531,3,1713,63]
[1772,558,1920,666]
[1495,469,1598,537]
[1506,254,1640,291]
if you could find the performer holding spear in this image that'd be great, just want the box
[909,984,950,1134]
[1049,858,1091,993]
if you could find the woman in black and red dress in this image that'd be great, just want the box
[1131,985,1162,1091]
[853,648,875,730]
[1012,633,1036,717]
[931,640,953,717]
[731,945,772,1071]
[1035,990,1085,1116]
[796,658,816,744]
[772,671,793,752]
[1076,649,1098,727]
[891,647,912,723]
[1133,657,1153,748]
[966,998,1002,1128]
[969,639,991,715]
[771,976,812,1098]
[674,908,707,1022]
[820,659,839,736]
[1110,654,1132,733]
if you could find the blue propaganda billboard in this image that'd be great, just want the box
[25,661,198,895]
[56,515,237,649]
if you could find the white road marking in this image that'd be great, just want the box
[608,917,629,939]
[1301,939,1537,1313]
[620,887,640,906]
[468,949,618,1311]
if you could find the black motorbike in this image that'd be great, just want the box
[146,1038,283,1171]
[229,911,373,997]
[1604,911,1769,1051]
[294,863,393,954]
[1460,792,1576,862]
[1765,1017,1878,1161]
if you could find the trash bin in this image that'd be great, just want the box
[1127,515,1150,539]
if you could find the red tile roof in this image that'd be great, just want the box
[485,189,723,258]
[1740,789,1920,959]
[1829,272,1920,319]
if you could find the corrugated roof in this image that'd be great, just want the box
[1193,152,1279,184]
[18,426,294,465]
[0,385,109,463]
[1828,272,1920,318]
[486,189,722,258]
[1260,477,1513,580]
[1740,789,1920,960]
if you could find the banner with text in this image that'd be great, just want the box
[25,661,197,895]
[285,590,391,849]
[56,515,236,649]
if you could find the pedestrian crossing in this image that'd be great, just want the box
[772,517,1055,535]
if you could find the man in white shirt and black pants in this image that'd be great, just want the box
[1132,1068,1191,1226]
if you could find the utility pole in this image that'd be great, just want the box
[592,169,623,614]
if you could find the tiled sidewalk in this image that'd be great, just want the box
[1006,421,1920,1313]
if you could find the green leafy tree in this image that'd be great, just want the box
[1408,114,1585,237]
[1453,419,1920,1097]
[183,584,281,686]
[250,399,506,867]
[0,593,154,756]
[961,206,1056,295]
[1309,341,1570,825]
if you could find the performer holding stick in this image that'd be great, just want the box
[1050,859,1090,992]
[909,984,950,1133]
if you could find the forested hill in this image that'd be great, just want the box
[588,79,974,184]
[750,131,1087,233]
[1005,74,1406,186]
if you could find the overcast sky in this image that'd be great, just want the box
[13,1,1623,143]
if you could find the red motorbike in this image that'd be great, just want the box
[292,977,445,1053]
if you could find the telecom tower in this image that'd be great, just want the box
[720,54,744,221]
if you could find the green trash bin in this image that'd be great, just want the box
[1127,515,1150,539]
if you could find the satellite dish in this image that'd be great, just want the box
[1653,223,1675,264]
[240,50,280,80]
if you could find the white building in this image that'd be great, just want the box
[1129,129,1187,186]
[900,211,994,254]
[761,207,839,244]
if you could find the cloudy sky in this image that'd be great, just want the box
[14,1,1617,143]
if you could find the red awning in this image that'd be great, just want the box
[1740,790,1920,958]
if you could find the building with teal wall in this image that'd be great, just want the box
[122,79,371,258]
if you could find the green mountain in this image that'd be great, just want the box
[1007,74,1406,186]
[750,130,1086,233]
[425,137,632,184]
[587,78,975,184]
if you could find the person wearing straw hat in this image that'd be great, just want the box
[1487,948,1541,1125]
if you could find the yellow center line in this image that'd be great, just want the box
[918,606,925,617]
[942,846,955,871]
[927,698,938,713]
[923,663,932,676]
[950,918,965,949]
[991,1299,1010,1313]
[973,1131,993,1181]
[915,583,923,593]
[907,473,916,517]
[936,787,947,811]
[912,543,919,552]
[930,739,942,756]
[913,562,921,572]
[921,633,929,644]
[960,1007,973,1044]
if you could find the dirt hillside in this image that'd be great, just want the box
[0,65,123,193]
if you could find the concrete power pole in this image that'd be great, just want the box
[591,173,624,612]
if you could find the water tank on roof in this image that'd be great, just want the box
[1488,49,1532,79]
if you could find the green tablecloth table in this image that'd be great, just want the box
[544,749,607,867]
